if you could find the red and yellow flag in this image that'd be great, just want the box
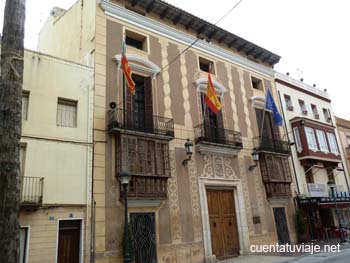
[205,73,222,114]
[121,40,135,95]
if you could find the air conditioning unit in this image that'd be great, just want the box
[302,110,308,115]
[314,114,320,119]
[327,117,332,123]
[288,105,294,111]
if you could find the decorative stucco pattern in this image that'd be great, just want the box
[159,39,172,118]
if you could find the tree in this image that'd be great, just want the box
[0,0,26,261]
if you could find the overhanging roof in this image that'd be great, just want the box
[125,0,281,66]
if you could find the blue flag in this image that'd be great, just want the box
[265,89,283,126]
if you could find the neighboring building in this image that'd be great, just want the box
[38,0,296,262]
[18,49,94,263]
[276,73,350,242]
[336,117,350,186]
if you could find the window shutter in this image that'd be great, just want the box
[125,77,133,129]
[144,77,153,133]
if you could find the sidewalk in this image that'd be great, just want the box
[218,255,294,263]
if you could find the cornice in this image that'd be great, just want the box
[99,0,275,78]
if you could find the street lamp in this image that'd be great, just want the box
[118,171,132,263]
[327,180,346,243]
[249,148,259,171]
[182,139,193,166]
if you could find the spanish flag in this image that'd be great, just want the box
[205,73,222,114]
[121,38,135,95]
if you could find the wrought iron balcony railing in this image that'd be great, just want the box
[20,176,44,206]
[108,108,174,139]
[253,136,290,155]
[123,175,169,199]
[264,181,292,198]
[194,124,243,147]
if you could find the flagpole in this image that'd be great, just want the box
[259,88,268,139]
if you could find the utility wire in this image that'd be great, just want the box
[158,0,244,73]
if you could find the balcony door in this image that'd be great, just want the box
[126,74,153,133]
[201,93,225,143]
[255,108,280,140]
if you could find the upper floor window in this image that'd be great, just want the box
[311,104,319,119]
[327,132,339,154]
[57,98,77,128]
[305,127,318,151]
[251,76,263,91]
[299,100,307,115]
[347,136,350,146]
[22,91,29,120]
[293,127,302,152]
[284,94,293,111]
[323,108,331,123]
[119,136,170,176]
[20,144,26,176]
[316,129,329,152]
[125,29,148,52]
[199,57,215,74]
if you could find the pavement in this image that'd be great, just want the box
[217,242,350,263]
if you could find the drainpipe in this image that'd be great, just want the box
[277,90,301,194]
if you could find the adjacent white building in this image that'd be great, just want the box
[276,72,350,242]
[19,49,94,263]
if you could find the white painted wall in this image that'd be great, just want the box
[21,49,94,205]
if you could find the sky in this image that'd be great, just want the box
[0,0,349,119]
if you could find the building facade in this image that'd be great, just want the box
[18,49,94,263]
[336,117,350,189]
[38,0,297,262]
[276,73,350,242]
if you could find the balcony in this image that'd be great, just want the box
[253,136,290,155]
[20,176,44,208]
[194,124,243,147]
[126,175,168,199]
[108,108,174,140]
[264,182,292,198]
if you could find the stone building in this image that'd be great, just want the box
[18,49,94,262]
[276,73,350,242]
[336,117,350,190]
[38,0,296,262]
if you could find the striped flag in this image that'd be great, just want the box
[121,38,135,95]
[205,72,222,114]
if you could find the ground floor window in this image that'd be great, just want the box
[19,227,29,263]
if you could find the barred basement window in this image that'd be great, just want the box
[57,98,77,127]
[22,91,29,120]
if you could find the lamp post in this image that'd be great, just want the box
[118,171,132,263]
[327,180,345,243]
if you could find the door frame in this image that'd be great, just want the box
[270,205,292,244]
[55,218,84,263]
[199,178,249,262]
[19,225,30,263]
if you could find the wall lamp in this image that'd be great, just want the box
[182,139,193,166]
[249,148,259,171]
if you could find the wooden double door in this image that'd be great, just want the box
[207,189,240,259]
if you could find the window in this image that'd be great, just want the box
[22,91,29,120]
[120,136,169,176]
[19,227,29,263]
[311,104,319,119]
[57,98,77,127]
[327,132,339,154]
[20,144,26,177]
[284,94,293,111]
[299,100,307,115]
[199,57,215,74]
[347,136,350,146]
[251,76,263,90]
[323,108,331,123]
[305,127,318,151]
[293,127,302,152]
[125,29,147,51]
[316,129,329,152]
[265,155,291,182]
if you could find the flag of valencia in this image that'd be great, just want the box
[205,73,222,114]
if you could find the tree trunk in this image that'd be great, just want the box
[0,0,26,262]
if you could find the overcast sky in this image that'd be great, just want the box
[0,0,349,119]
